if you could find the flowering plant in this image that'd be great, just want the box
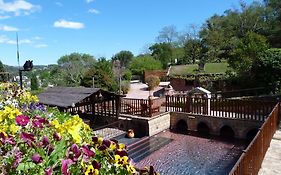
[0,83,158,175]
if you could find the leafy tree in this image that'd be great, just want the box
[30,73,39,91]
[57,53,96,86]
[157,25,179,43]
[228,32,269,76]
[149,43,173,68]
[123,70,132,81]
[111,50,134,68]
[184,39,205,64]
[81,58,118,92]
[129,55,163,75]
[254,48,281,93]
[0,61,5,72]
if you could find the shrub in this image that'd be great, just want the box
[145,75,160,91]
[121,81,131,94]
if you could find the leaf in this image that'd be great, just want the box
[16,162,36,171]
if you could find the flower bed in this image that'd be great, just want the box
[0,83,158,175]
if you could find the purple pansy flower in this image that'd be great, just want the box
[61,159,73,175]
[45,167,53,175]
[67,144,81,162]
[20,132,35,142]
[32,154,43,164]
[16,115,30,126]
[53,132,61,141]
[40,136,50,147]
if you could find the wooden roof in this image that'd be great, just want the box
[38,86,100,108]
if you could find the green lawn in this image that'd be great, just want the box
[169,62,229,76]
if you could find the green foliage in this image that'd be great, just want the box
[145,75,160,91]
[149,43,173,68]
[30,73,39,91]
[0,61,5,72]
[123,70,132,81]
[254,48,281,93]
[183,39,206,64]
[57,52,96,86]
[228,32,268,75]
[81,58,118,92]
[111,50,134,68]
[129,55,162,75]
[121,81,130,94]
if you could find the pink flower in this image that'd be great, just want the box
[20,132,35,142]
[32,120,43,128]
[40,136,50,147]
[61,159,73,175]
[81,145,95,157]
[53,132,61,141]
[45,167,53,175]
[67,144,81,162]
[32,154,43,164]
[16,115,30,126]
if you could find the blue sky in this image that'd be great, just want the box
[0,0,259,66]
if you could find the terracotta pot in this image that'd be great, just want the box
[127,129,135,138]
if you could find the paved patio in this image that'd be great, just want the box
[258,130,281,174]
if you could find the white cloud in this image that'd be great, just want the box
[86,0,95,3]
[55,2,63,7]
[0,25,19,31]
[54,19,84,29]
[88,8,99,14]
[0,35,31,45]
[0,0,40,16]
[33,36,42,40]
[0,15,10,19]
[34,44,48,48]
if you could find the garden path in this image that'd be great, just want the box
[258,130,281,175]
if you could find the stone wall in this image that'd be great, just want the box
[170,112,263,139]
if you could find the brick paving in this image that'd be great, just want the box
[258,130,281,175]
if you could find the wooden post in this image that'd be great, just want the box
[148,96,153,117]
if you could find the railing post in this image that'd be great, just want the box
[148,96,153,117]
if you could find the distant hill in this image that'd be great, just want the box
[4,64,49,77]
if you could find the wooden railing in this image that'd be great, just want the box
[166,95,276,121]
[120,97,165,117]
[229,103,280,175]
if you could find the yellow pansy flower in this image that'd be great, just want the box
[114,155,129,167]
[85,165,99,175]
[9,124,19,135]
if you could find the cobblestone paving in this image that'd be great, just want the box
[258,130,281,175]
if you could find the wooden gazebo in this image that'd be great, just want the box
[38,86,120,118]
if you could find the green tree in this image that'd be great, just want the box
[81,58,118,92]
[149,43,173,68]
[228,32,269,76]
[254,48,281,93]
[184,39,205,64]
[111,50,134,68]
[0,61,5,72]
[157,25,179,43]
[30,73,39,91]
[57,53,96,86]
[129,55,163,75]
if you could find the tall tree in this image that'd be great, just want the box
[111,50,134,68]
[129,55,162,75]
[149,43,173,68]
[30,73,39,91]
[81,58,118,92]
[157,25,179,43]
[57,53,95,86]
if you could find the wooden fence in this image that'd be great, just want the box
[229,103,280,175]
[120,97,165,117]
[166,95,276,121]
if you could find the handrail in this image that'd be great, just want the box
[228,102,280,175]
